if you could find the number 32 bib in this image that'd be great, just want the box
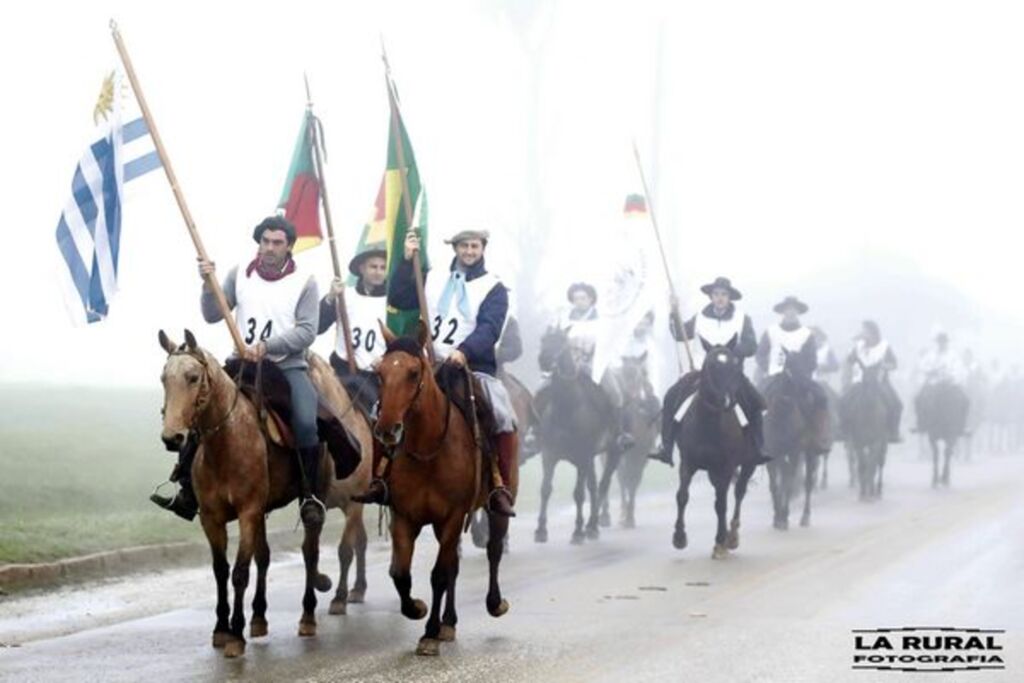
[425,269,502,362]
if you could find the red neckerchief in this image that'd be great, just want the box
[245,253,296,281]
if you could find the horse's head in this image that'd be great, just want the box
[699,336,744,407]
[539,326,576,376]
[619,353,648,400]
[157,329,211,451]
[374,320,431,447]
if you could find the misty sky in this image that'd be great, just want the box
[2,0,1023,388]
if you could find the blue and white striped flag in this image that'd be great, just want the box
[55,77,161,324]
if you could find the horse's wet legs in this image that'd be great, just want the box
[535,455,556,543]
[250,526,269,638]
[768,460,787,529]
[584,460,600,539]
[673,460,694,549]
[422,517,461,651]
[727,464,755,550]
[594,448,622,532]
[711,471,730,558]
[201,517,231,647]
[931,438,940,488]
[226,510,261,656]
[299,506,329,636]
[332,507,366,613]
[802,454,818,526]
[571,465,587,544]
[486,511,511,617]
[942,441,953,486]
[390,516,426,620]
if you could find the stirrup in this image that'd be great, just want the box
[299,495,327,526]
[150,479,176,504]
[486,487,516,517]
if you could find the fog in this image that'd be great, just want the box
[2,0,1023,390]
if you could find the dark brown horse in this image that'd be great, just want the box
[375,322,516,656]
[916,382,970,487]
[672,339,760,559]
[839,363,889,500]
[158,330,336,658]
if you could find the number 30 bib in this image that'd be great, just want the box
[425,269,502,362]
[234,266,311,363]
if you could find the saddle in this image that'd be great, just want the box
[329,352,381,419]
[222,358,362,480]
[433,363,499,460]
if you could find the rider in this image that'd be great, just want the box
[914,331,968,433]
[755,296,830,453]
[355,228,518,517]
[811,326,840,386]
[844,320,903,442]
[151,215,325,526]
[318,244,388,412]
[649,276,766,466]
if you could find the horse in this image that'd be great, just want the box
[532,326,622,544]
[157,330,359,658]
[839,363,889,500]
[815,381,842,490]
[374,322,516,657]
[671,339,761,559]
[916,381,970,487]
[764,351,832,529]
[599,354,660,529]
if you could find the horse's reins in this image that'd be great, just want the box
[396,353,452,462]
[170,348,241,441]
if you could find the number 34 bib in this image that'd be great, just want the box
[234,266,312,362]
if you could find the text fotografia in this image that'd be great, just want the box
[852,627,1005,673]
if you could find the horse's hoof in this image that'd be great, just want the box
[598,511,611,527]
[725,531,740,550]
[438,624,457,641]
[403,599,428,620]
[800,514,811,528]
[314,573,333,593]
[585,525,600,541]
[672,530,688,550]
[773,518,788,531]
[622,517,636,530]
[328,598,347,615]
[534,528,548,544]
[488,598,510,618]
[212,631,231,649]
[249,618,268,638]
[347,588,366,604]
[298,618,317,638]
[416,637,441,656]
[711,544,729,560]
[570,531,586,545]
[223,638,246,659]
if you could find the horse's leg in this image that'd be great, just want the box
[535,453,555,543]
[943,440,953,486]
[584,458,601,540]
[768,460,785,529]
[298,501,331,638]
[571,463,587,544]
[350,509,369,604]
[727,464,755,550]
[440,515,466,641]
[486,508,512,618]
[225,510,261,658]
[594,447,622,532]
[846,442,856,489]
[820,452,829,490]
[931,437,940,488]
[625,477,637,529]
[598,455,612,528]
[711,470,730,559]
[200,516,232,649]
[801,454,818,527]
[330,505,358,615]
[877,444,887,498]
[673,459,694,549]
[390,516,427,621]
[417,517,461,656]
[249,525,270,638]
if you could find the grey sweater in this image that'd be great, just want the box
[201,265,320,370]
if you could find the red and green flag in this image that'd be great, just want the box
[276,112,324,253]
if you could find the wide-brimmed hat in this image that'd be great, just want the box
[566,282,598,304]
[347,247,387,277]
[700,276,742,301]
[444,229,490,246]
[773,296,809,315]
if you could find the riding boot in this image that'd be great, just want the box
[648,404,677,466]
[297,445,326,527]
[487,432,517,517]
[616,409,635,451]
[150,433,200,521]
[744,408,771,465]
[352,441,391,505]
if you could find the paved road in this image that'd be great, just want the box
[1,446,1021,682]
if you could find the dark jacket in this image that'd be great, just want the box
[670,303,758,360]
[389,256,508,376]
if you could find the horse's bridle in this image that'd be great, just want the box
[168,349,240,441]
[699,350,739,413]
[385,351,451,461]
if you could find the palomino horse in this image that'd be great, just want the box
[839,363,889,500]
[599,354,660,529]
[374,322,516,657]
[158,330,361,658]
[533,327,622,544]
[672,339,761,559]
[764,351,832,530]
[916,381,970,487]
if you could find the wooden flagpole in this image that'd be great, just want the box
[382,44,433,362]
[632,140,694,373]
[109,21,245,355]
[304,75,356,373]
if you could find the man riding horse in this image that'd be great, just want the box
[755,295,830,455]
[354,228,518,517]
[649,276,767,466]
[318,244,388,413]
[843,320,903,442]
[150,215,326,526]
[914,331,969,435]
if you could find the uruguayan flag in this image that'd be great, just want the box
[55,77,161,324]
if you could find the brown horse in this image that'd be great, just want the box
[375,322,517,656]
[157,330,361,657]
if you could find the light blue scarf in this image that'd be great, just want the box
[436,270,471,320]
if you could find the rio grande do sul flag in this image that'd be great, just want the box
[276,112,323,253]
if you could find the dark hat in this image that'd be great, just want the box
[444,229,490,246]
[862,320,881,339]
[567,282,598,304]
[935,331,950,343]
[700,276,742,301]
[773,296,809,315]
[252,215,296,245]
[347,247,387,277]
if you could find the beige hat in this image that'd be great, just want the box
[444,229,490,246]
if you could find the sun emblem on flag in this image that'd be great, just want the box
[93,71,116,125]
